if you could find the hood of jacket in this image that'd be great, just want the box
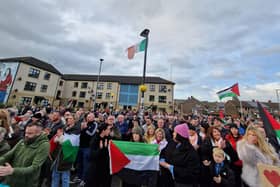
[25,133,49,149]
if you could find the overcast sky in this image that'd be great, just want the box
[1,0,280,102]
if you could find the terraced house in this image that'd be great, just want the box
[0,57,175,113]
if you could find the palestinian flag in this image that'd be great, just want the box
[126,39,146,59]
[217,83,240,100]
[61,133,80,163]
[257,102,280,152]
[109,140,159,186]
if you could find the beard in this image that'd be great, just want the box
[24,135,39,145]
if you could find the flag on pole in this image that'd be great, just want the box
[217,83,240,100]
[126,39,146,59]
[109,140,159,186]
[257,102,280,153]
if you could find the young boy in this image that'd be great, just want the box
[207,148,235,187]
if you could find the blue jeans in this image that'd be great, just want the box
[77,147,90,181]
[51,162,70,187]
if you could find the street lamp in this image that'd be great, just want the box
[276,89,280,113]
[93,58,104,110]
[139,29,150,124]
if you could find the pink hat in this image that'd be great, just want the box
[174,123,189,139]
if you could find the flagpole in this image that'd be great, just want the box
[93,58,103,111]
[139,29,150,125]
[239,98,243,120]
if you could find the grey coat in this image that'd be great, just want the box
[237,140,280,187]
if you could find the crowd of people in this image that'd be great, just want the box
[0,104,279,187]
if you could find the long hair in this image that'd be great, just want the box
[0,109,10,133]
[243,125,278,163]
[155,128,166,141]
[206,125,221,140]
[144,125,155,143]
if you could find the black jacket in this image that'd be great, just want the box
[159,140,200,186]
[85,134,111,187]
[79,121,98,148]
[207,162,235,187]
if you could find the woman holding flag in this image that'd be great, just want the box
[159,123,200,187]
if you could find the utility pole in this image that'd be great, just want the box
[93,58,103,110]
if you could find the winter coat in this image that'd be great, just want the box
[0,133,49,187]
[206,162,235,187]
[85,134,112,187]
[199,137,239,187]
[159,140,200,186]
[237,140,280,187]
[200,137,239,163]
[0,140,10,156]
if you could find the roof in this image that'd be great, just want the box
[62,74,175,85]
[0,56,62,75]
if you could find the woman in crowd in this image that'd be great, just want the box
[237,125,280,187]
[200,125,238,187]
[85,123,112,187]
[225,123,243,187]
[144,125,155,143]
[159,123,200,187]
[131,126,144,142]
[152,128,167,152]
[188,125,202,151]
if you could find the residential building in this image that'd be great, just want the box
[0,57,175,113]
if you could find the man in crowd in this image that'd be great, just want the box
[115,114,129,140]
[75,112,98,185]
[0,122,49,187]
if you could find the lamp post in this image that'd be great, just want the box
[93,58,103,110]
[139,29,150,124]
[276,89,280,114]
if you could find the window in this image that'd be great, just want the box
[79,91,86,98]
[97,83,104,90]
[28,68,40,78]
[149,84,155,92]
[56,90,61,99]
[24,82,37,91]
[40,85,48,92]
[44,73,51,80]
[149,95,155,102]
[81,82,88,89]
[74,82,79,88]
[97,92,102,99]
[158,96,167,103]
[159,85,167,93]
[21,97,32,105]
[77,102,84,108]
[59,80,64,86]
[105,93,111,99]
[107,83,112,90]
[72,91,77,97]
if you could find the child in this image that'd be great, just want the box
[207,148,235,187]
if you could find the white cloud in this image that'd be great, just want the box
[0,1,280,102]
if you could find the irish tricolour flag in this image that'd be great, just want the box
[126,39,146,60]
[109,140,159,174]
[217,83,240,100]
[61,133,80,163]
